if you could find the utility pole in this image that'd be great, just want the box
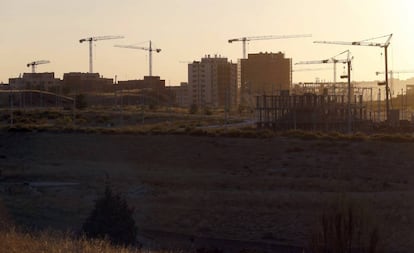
[378,89,381,122]
[9,84,13,127]
[384,45,390,121]
[347,60,352,133]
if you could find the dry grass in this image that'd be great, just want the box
[2,198,139,252]
[309,195,382,253]
[0,229,143,253]
[2,108,414,143]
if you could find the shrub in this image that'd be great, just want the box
[82,184,137,246]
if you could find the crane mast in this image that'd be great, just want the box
[79,35,124,73]
[26,60,50,73]
[114,40,161,77]
[228,34,312,59]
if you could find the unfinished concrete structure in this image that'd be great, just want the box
[256,93,369,132]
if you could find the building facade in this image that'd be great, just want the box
[9,73,62,91]
[117,76,165,91]
[62,72,113,94]
[169,82,190,107]
[188,55,237,108]
[240,52,292,105]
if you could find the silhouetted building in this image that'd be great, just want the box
[169,82,190,107]
[240,52,292,105]
[117,76,165,91]
[62,72,113,94]
[188,55,237,108]
[9,73,62,91]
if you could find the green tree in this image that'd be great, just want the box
[82,184,137,246]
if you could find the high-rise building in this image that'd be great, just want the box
[240,52,292,105]
[188,55,237,108]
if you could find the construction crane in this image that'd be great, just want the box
[79,35,124,73]
[314,34,393,120]
[114,41,161,77]
[26,60,50,73]
[295,50,350,86]
[228,34,312,59]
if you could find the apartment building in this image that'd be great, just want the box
[188,55,237,108]
[240,52,292,105]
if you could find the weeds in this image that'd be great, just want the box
[2,109,414,143]
[0,229,141,253]
[309,195,382,253]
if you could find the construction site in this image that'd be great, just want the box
[252,34,414,132]
[2,33,414,133]
[255,91,368,132]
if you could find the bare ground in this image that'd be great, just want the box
[0,132,413,252]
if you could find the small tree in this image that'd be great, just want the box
[82,184,137,246]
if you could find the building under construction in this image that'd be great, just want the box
[256,81,372,132]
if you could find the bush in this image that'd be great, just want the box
[82,184,137,246]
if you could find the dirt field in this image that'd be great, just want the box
[0,132,413,252]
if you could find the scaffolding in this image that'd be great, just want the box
[256,93,369,132]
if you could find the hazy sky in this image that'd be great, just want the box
[1,0,413,85]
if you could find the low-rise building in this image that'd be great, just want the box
[9,73,62,91]
[117,76,165,91]
[169,82,190,107]
[62,72,113,94]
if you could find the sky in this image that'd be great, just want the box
[1,0,414,85]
